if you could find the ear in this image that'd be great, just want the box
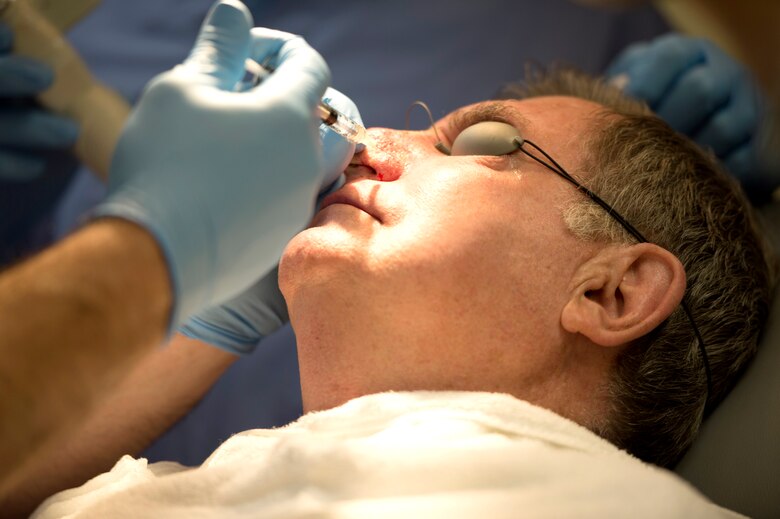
[560,243,686,347]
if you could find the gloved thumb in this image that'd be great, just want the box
[180,0,252,90]
[320,87,363,189]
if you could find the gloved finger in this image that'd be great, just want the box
[693,82,758,157]
[247,27,295,69]
[723,143,754,182]
[0,149,46,181]
[607,34,705,109]
[654,63,733,134]
[249,27,330,110]
[320,87,362,189]
[178,266,288,355]
[605,40,650,78]
[0,55,53,96]
[0,108,79,148]
[179,0,252,90]
[322,86,363,131]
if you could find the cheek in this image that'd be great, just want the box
[372,180,524,282]
[381,171,578,294]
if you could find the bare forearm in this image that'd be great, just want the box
[1,334,236,517]
[0,219,172,492]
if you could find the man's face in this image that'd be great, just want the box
[281,96,610,412]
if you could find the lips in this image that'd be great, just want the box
[319,187,382,222]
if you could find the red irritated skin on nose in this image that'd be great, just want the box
[351,130,414,183]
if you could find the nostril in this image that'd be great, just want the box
[350,129,407,182]
[348,154,364,168]
[345,163,377,180]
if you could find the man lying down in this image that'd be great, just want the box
[33,69,773,518]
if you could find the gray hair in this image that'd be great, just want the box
[499,68,775,467]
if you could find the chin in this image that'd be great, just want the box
[279,225,365,306]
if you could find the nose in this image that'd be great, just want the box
[346,127,433,182]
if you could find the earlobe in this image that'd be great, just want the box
[561,244,686,347]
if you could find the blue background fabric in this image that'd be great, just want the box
[2,0,668,465]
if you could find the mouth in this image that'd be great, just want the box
[319,188,382,223]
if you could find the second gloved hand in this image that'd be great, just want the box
[607,34,768,197]
[179,266,287,354]
[0,22,79,181]
[179,87,362,354]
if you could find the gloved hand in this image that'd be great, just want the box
[319,87,362,192]
[0,22,79,181]
[607,33,767,195]
[93,0,336,328]
[179,87,362,354]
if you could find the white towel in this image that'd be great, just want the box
[33,391,742,518]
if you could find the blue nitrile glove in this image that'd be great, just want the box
[320,87,362,191]
[0,22,79,181]
[179,87,362,354]
[607,34,770,196]
[93,0,333,329]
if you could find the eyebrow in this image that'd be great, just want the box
[446,101,532,136]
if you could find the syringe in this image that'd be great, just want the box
[243,59,366,145]
[317,101,367,145]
